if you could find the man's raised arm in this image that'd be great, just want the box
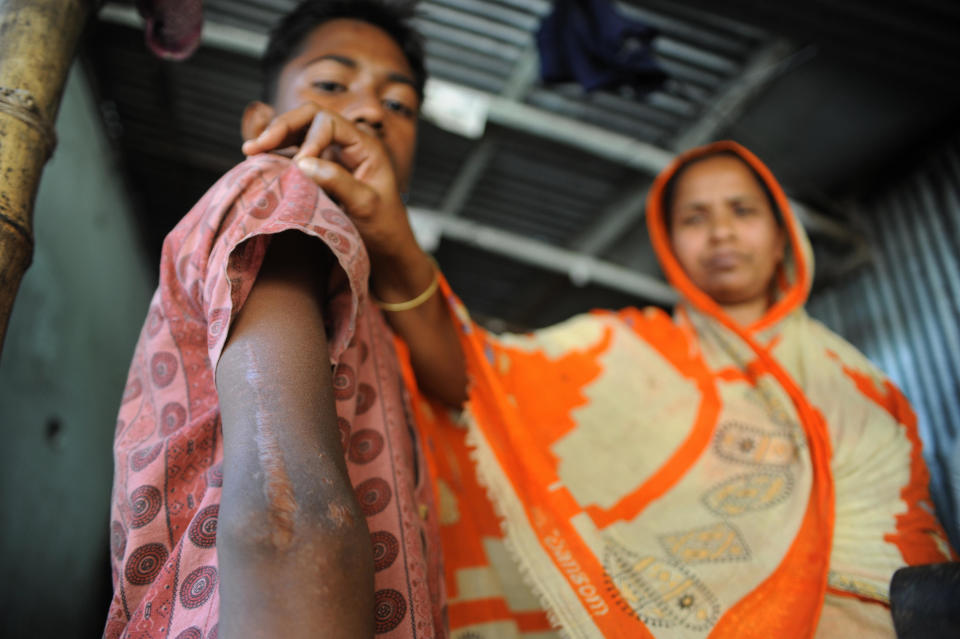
[215,232,374,639]
[244,105,468,408]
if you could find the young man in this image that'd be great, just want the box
[104,2,465,638]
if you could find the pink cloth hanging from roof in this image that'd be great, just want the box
[136,0,204,60]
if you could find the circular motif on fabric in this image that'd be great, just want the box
[131,442,164,472]
[206,624,218,639]
[151,352,179,388]
[175,628,203,639]
[348,429,384,465]
[160,402,187,436]
[110,521,126,560]
[322,208,352,229]
[189,281,204,311]
[355,477,392,516]
[320,228,351,252]
[180,566,218,608]
[332,363,356,401]
[356,383,376,415]
[188,505,219,548]
[124,542,168,586]
[178,254,194,284]
[130,485,163,528]
[206,463,223,488]
[146,307,165,338]
[248,190,279,219]
[207,308,230,350]
[373,588,407,634]
[338,417,351,453]
[370,531,399,572]
[122,378,142,404]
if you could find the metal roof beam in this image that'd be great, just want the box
[616,2,755,56]
[485,96,676,174]
[420,0,541,34]
[672,39,796,151]
[437,45,539,217]
[574,186,650,255]
[438,139,497,215]
[409,207,677,304]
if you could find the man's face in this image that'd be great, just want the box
[273,19,420,188]
[668,155,786,307]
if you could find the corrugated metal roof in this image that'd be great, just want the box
[89,0,960,327]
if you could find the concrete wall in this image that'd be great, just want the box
[0,64,153,638]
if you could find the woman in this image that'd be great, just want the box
[404,141,955,638]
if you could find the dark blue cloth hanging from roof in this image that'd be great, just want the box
[537,0,668,95]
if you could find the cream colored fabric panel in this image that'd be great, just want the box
[464,416,605,639]
[483,537,551,612]
[451,620,521,639]
[791,316,916,598]
[552,322,700,509]
[496,313,609,359]
[451,622,563,639]
[814,594,895,639]
[570,378,812,639]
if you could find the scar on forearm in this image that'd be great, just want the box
[255,417,297,548]
[326,501,355,529]
[245,349,298,549]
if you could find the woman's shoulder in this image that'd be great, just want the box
[801,312,887,380]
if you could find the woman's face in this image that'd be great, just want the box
[668,155,786,307]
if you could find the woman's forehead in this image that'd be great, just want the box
[674,155,765,197]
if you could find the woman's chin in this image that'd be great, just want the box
[702,284,760,307]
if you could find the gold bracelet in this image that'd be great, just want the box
[373,258,440,312]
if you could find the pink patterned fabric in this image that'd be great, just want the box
[104,154,445,639]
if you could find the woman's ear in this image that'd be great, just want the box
[241,101,276,142]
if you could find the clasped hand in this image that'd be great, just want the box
[241,102,421,270]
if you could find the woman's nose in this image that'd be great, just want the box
[709,212,736,240]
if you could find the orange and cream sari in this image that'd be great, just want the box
[400,141,954,638]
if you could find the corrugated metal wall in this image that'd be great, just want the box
[808,134,960,548]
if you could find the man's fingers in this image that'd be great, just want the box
[245,105,383,177]
[241,103,320,155]
[293,114,336,164]
[293,112,373,171]
[295,158,379,221]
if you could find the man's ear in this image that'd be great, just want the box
[241,101,276,142]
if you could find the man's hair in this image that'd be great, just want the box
[261,0,427,103]
[660,149,783,232]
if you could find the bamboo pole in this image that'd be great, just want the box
[0,0,95,358]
